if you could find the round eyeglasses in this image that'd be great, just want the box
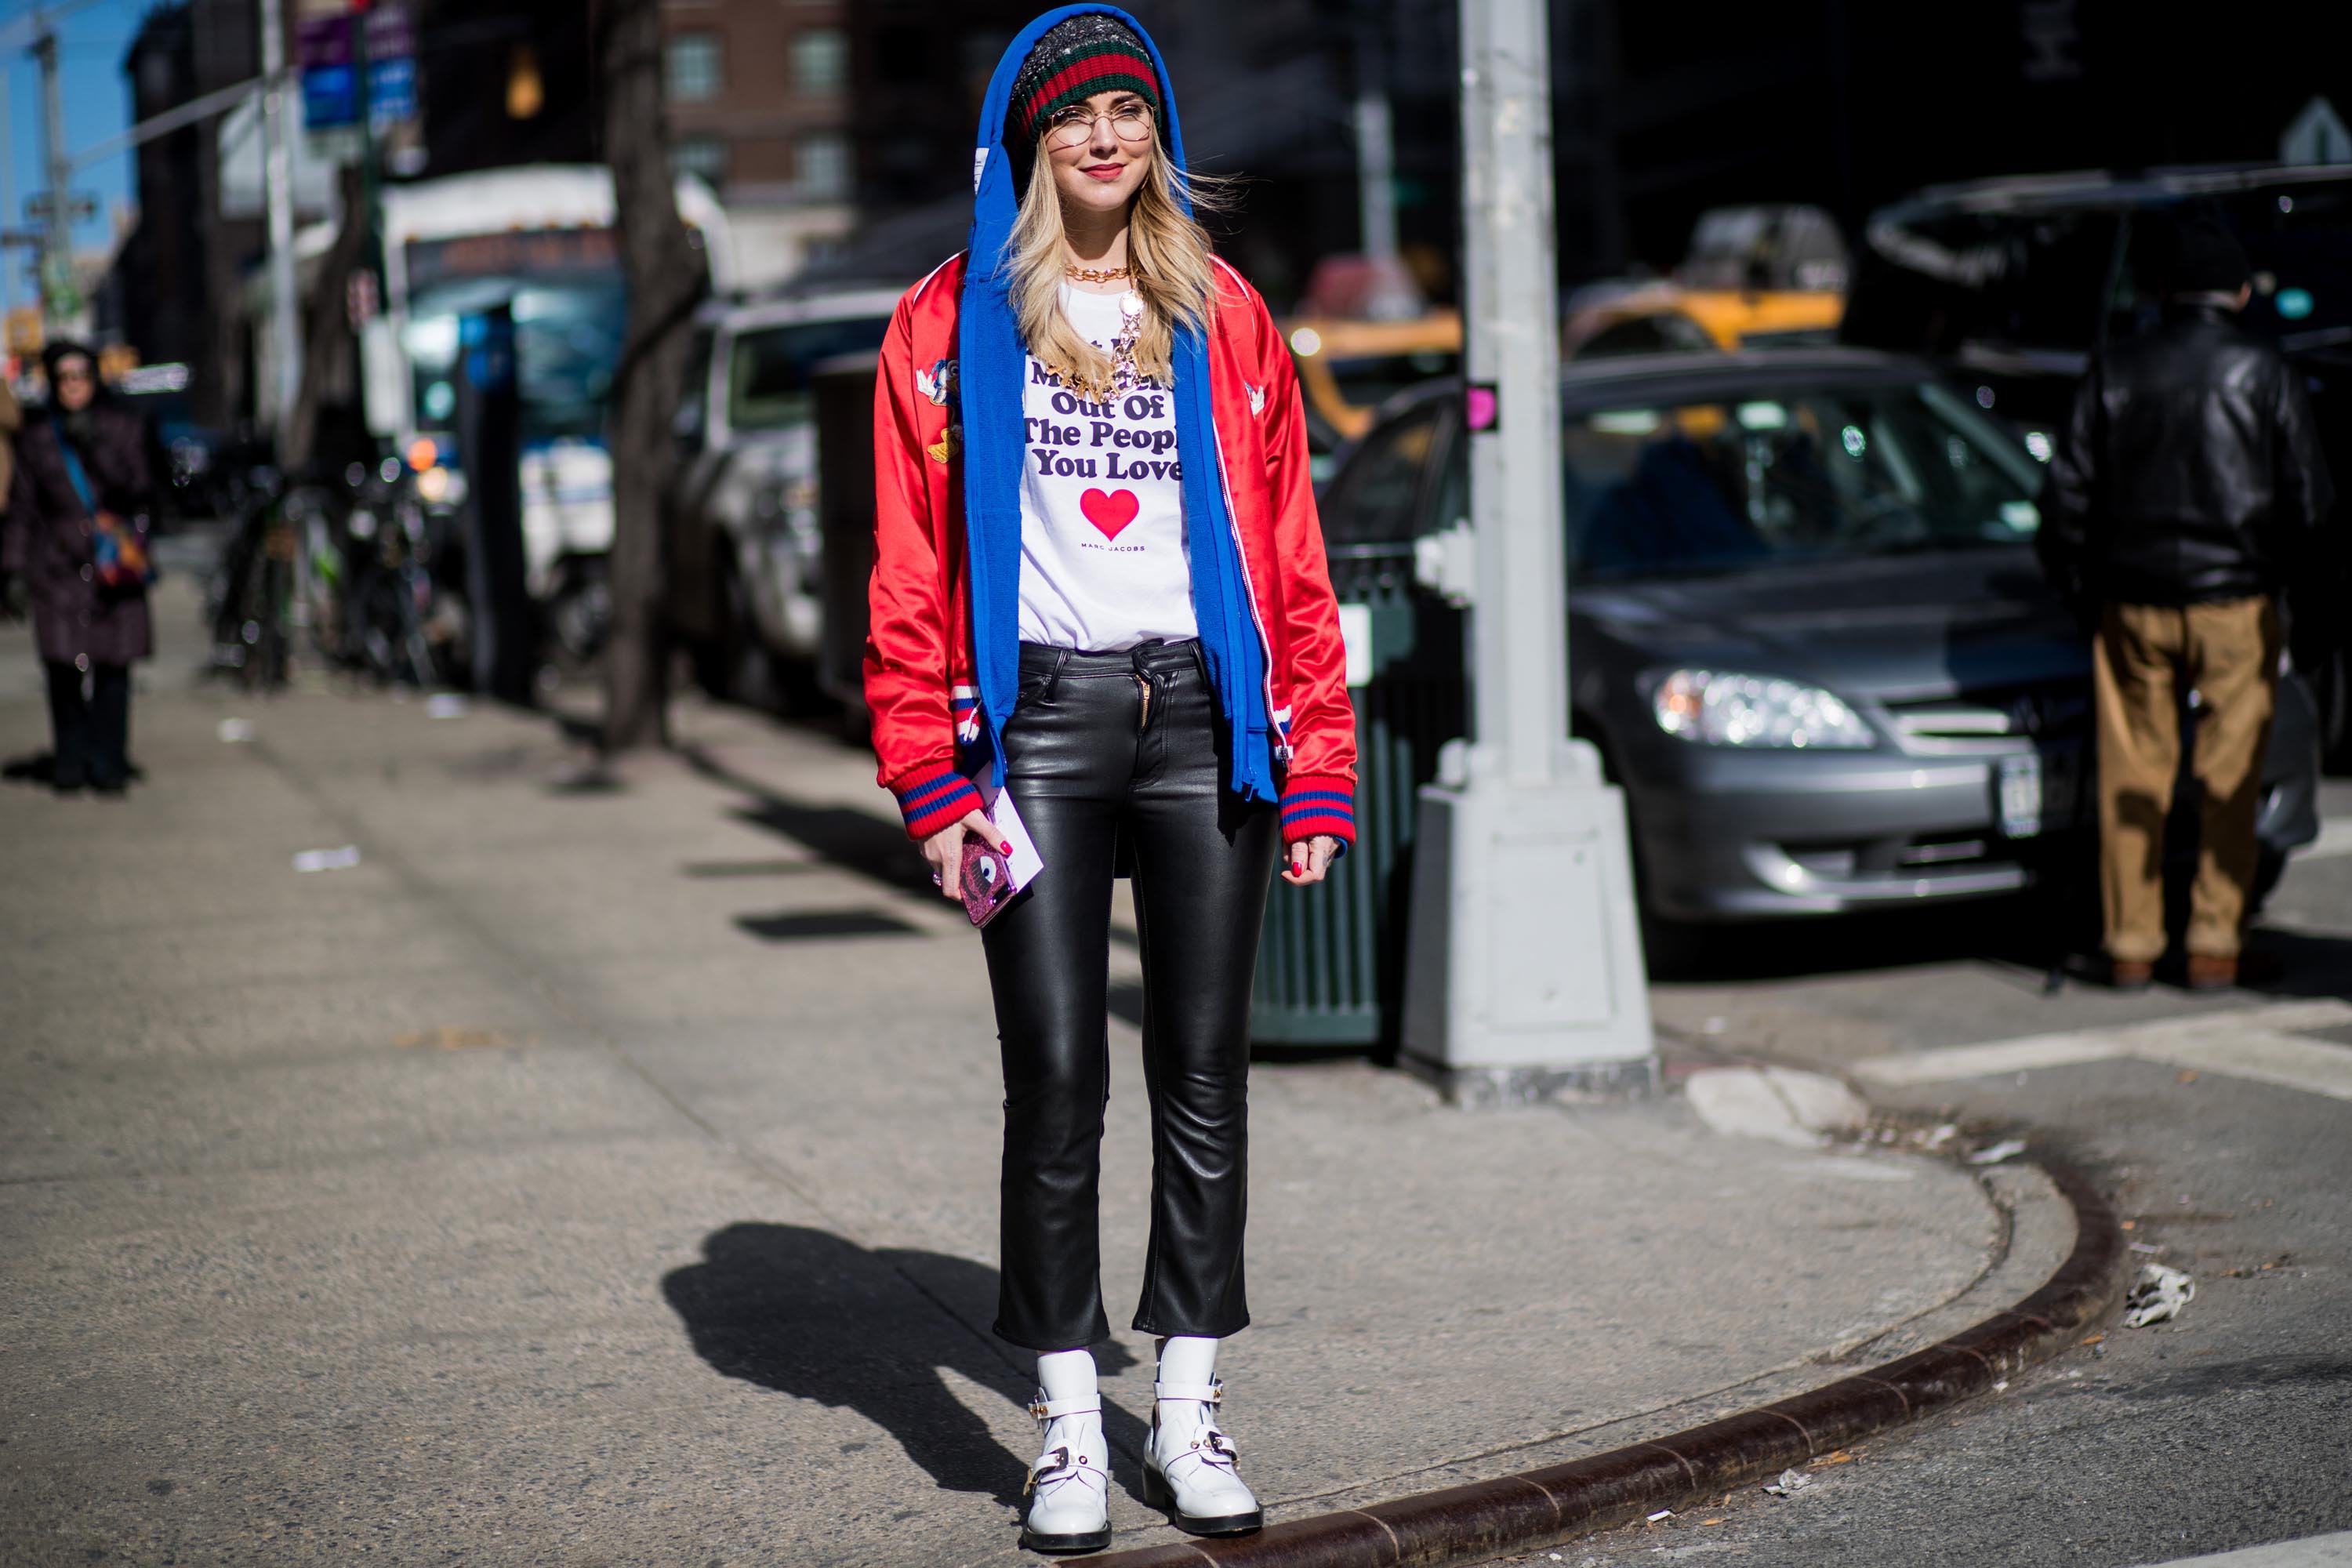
[1042,103,1153,151]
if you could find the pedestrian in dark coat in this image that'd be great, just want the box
[2038,215,2336,991]
[0,342,158,793]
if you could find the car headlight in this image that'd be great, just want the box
[1650,669,1875,750]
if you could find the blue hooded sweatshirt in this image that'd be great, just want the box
[958,5,1278,804]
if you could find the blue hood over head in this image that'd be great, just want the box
[957,6,1276,804]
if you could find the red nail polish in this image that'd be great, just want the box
[1000,841,1013,853]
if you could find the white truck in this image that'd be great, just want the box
[665,286,899,708]
[375,165,734,658]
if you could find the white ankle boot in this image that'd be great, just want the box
[1143,1377,1263,1536]
[1021,1391,1111,1554]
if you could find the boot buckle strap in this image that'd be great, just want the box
[1029,1396,1102,1422]
[1152,1377,1223,1404]
[1024,1446,1073,1496]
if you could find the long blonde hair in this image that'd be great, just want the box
[1006,130,1231,396]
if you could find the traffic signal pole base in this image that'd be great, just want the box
[1399,739,1657,1105]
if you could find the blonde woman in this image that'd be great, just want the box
[865,7,1356,1553]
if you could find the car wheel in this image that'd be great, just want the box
[1577,718,1705,979]
[2312,645,2350,773]
[711,562,779,712]
[688,632,731,698]
[1639,908,1713,981]
[547,560,612,667]
[2250,844,2286,918]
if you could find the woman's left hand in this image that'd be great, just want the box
[1281,835,1341,886]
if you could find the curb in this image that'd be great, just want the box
[1078,1158,2125,1568]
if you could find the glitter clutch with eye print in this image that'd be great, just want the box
[960,837,1017,927]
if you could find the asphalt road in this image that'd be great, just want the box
[1498,781,2352,1568]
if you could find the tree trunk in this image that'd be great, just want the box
[281,163,371,475]
[597,0,706,752]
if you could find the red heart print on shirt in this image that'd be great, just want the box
[1080,488,1141,540]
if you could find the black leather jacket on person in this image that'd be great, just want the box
[2038,302,2335,609]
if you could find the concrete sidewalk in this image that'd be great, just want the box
[1,578,2068,1567]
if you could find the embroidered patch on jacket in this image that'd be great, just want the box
[1246,383,1266,416]
[916,358,957,408]
[927,424,962,464]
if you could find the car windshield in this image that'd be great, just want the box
[728,316,891,431]
[1565,379,2046,579]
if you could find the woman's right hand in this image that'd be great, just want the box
[923,809,1007,902]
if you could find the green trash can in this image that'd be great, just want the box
[1250,543,1465,1049]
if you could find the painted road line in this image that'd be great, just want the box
[2127,1529,2352,1568]
[1856,1000,2352,1095]
[2297,816,2352,862]
[1849,1029,2127,1087]
[2131,1024,2352,1104]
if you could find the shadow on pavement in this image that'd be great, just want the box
[2241,927,2352,1001]
[677,743,936,901]
[662,1222,1145,1510]
[1650,893,2072,985]
[5,750,147,788]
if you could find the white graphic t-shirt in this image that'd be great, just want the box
[1017,285,1197,652]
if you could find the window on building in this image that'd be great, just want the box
[667,33,722,103]
[792,27,848,93]
[671,136,728,185]
[799,132,851,200]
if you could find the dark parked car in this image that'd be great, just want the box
[1320,349,2321,925]
[1842,163,2352,760]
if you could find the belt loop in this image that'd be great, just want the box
[1046,645,1069,702]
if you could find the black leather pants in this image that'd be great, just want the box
[984,639,1279,1352]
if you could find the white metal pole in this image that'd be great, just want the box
[259,0,301,436]
[1461,0,1569,788]
[1398,0,1650,1101]
[1352,20,1399,266]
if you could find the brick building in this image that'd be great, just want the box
[659,0,865,291]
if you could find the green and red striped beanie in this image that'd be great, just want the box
[1007,13,1162,165]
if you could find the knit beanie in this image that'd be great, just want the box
[2155,213,2252,297]
[1007,13,1161,169]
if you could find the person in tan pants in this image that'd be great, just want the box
[2040,215,2333,991]
[2092,601,2280,982]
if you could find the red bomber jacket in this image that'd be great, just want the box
[864,252,1358,850]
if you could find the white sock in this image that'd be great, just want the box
[1036,1347,1098,1406]
[1154,1337,1223,1453]
[1156,1334,1218,1389]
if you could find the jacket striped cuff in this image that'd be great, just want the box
[890,763,985,841]
[1279,774,1356,852]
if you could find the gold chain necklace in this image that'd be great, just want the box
[1064,263,1132,283]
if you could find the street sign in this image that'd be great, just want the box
[368,56,416,126]
[24,192,100,223]
[300,60,357,129]
[2281,96,2350,166]
[298,2,416,132]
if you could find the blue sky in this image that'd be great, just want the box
[1,0,147,311]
